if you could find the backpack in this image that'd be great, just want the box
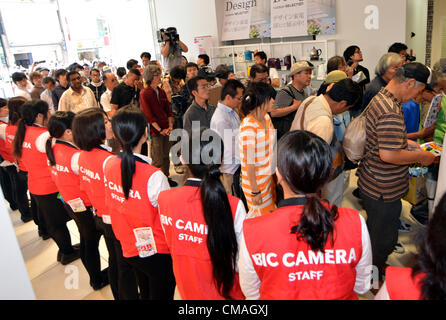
[299,96,344,180]
[271,85,300,140]
[342,104,371,163]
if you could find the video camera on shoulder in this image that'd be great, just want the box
[406,53,416,62]
[157,27,180,44]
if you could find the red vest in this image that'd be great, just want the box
[78,147,113,218]
[5,125,26,171]
[21,126,58,195]
[0,121,14,163]
[103,155,169,258]
[51,141,91,207]
[243,198,363,300]
[158,181,245,300]
[386,266,425,300]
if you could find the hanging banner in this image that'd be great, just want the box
[271,0,307,38]
[221,1,254,41]
[220,0,335,41]
[307,0,336,35]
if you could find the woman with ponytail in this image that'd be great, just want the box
[12,100,79,265]
[158,128,246,300]
[375,193,446,300]
[238,82,277,216]
[103,106,175,300]
[0,97,33,223]
[238,130,372,300]
[72,107,138,300]
[0,97,32,222]
[46,111,108,290]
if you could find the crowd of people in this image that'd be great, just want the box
[2,36,446,300]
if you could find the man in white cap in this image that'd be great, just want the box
[271,61,313,140]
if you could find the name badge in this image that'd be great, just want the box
[133,227,157,258]
[67,198,87,213]
[102,214,111,225]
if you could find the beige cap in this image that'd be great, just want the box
[325,70,348,84]
[289,61,314,77]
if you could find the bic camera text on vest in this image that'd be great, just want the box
[252,249,357,282]
[160,214,208,244]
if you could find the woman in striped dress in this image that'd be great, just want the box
[238,82,277,215]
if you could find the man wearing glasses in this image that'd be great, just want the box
[58,71,98,113]
[183,76,217,135]
[344,45,371,93]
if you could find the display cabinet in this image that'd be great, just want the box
[210,39,336,89]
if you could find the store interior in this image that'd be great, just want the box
[0,0,445,300]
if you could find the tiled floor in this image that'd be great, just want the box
[9,169,424,300]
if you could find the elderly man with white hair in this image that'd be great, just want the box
[361,52,404,112]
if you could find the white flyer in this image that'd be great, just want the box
[133,227,157,258]
[67,198,87,213]
[424,94,443,128]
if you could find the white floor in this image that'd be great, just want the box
[9,169,424,300]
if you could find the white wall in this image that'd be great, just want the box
[154,0,219,63]
[406,0,428,65]
[317,0,407,78]
[432,0,446,66]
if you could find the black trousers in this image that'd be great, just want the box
[31,193,74,255]
[124,254,175,300]
[362,193,402,280]
[94,215,120,300]
[64,204,103,286]
[111,235,139,300]
[30,190,44,233]
[0,165,17,210]
[7,167,31,220]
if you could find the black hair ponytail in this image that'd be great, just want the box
[13,100,49,159]
[45,111,75,166]
[121,143,136,200]
[186,129,237,299]
[278,130,338,252]
[111,106,147,200]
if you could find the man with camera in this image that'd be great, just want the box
[160,27,188,75]
[388,42,416,64]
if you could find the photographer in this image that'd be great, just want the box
[160,27,188,75]
[388,42,416,64]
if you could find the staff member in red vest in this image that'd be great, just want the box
[46,111,108,290]
[0,98,20,213]
[0,97,33,223]
[375,193,446,300]
[72,108,138,300]
[104,106,175,300]
[158,128,246,300]
[238,130,372,300]
[12,100,79,265]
